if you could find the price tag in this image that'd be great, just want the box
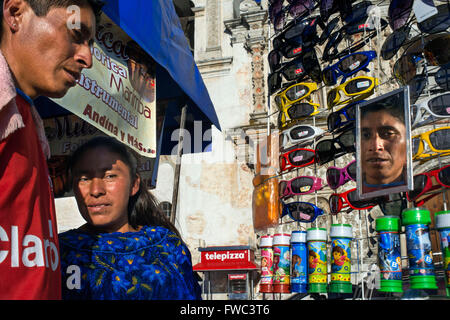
[357,81,370,88]
[413,0,438,23]
[349,60,361,71]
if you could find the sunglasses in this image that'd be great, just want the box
[424,34,450,67]
[280,147,315,172]
[417,3,450,34]
[322,51,377,86]
[319,0,353,24]
[270,0,319,32]
[388,0,413,31]
[344,15,388,36]
[394,34,450,85]
[279,124,325,147]
[381,24,415,61]
[279,176,324,199]
[315,127,355,166]
[327,100,361,133]
[318,16,340,45]
[405,66,450,105]
[406,164,450,202]
[275,82,318,109]
[281,201,324,223]
[411,93,450,128]
[268,50,322,94]
[412,126,450,160]
[378,193,407,216]
[326,160,356,190]
[278,101,321,128]
[329,187,377,214]
[326,76,378,109]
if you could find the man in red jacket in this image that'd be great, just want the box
[0,0,102,299]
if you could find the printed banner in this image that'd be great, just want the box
[51,14,156,157]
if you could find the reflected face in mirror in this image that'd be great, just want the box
[361,109,407,185]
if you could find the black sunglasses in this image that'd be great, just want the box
[388,0,414,31]
[320,0,354,24]
[270,0,319,32]
[315,127,355,166]
[382,4,450,61]
[268,50,322,93]
[418,3,450,34]
[327,100,359,133]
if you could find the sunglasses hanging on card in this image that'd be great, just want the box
[319,0,354,24]
[326,160,357,190]
[278,101,322,129]
[279,175,324,199]
[329,188,377,215]
[327,100,361,133]
[269,0,319,33]
[314,127,355,166]
[411,92,450,128]
[322,22,386,63]
[281,201,324,223]
[406,164,450,205]
[268,50,322,94]
[404,66,450,105]
[326,76,378,109]
[412,126,450,161]
[279,124,325,148]
[322,50,377,86]
[280,148,316,172]
[388,0,414,31]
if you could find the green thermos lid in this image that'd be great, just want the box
[401,207,431,226]
[376,215,400,232]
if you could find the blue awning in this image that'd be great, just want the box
[102,0,220,131]
[36,0,220,155]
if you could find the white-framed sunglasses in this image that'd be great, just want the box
[411,92,450,128]
[279,124,325,149]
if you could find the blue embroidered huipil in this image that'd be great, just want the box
[59,226,202,300]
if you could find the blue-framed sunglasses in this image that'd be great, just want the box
[322,51,377,86]
[327,100,363,133]
[281,201,324,223]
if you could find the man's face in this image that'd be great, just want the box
[361,110,407,185]
[11,3,96,98]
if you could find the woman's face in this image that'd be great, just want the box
[72,146,140,233]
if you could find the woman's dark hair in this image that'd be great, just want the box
[68,136,181,238]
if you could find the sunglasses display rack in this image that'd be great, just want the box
[257,0,450,300]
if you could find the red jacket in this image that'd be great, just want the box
[0,94,61,299]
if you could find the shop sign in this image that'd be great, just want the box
[194,247,259,271]
[228,274,247,280]
[51,14,156,158]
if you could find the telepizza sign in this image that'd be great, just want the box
[193,246,259,271]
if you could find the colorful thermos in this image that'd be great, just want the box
[307,227,328,293]
[259,235,273,293]
[330,224,353,294]
[272,233,291,293]
[402,207,438,290]
[435,210,450,295]
[290,230,308,293]
[376,215,403,292]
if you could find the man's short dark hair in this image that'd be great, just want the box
[361,92,406,124]
[0,0,104,40]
